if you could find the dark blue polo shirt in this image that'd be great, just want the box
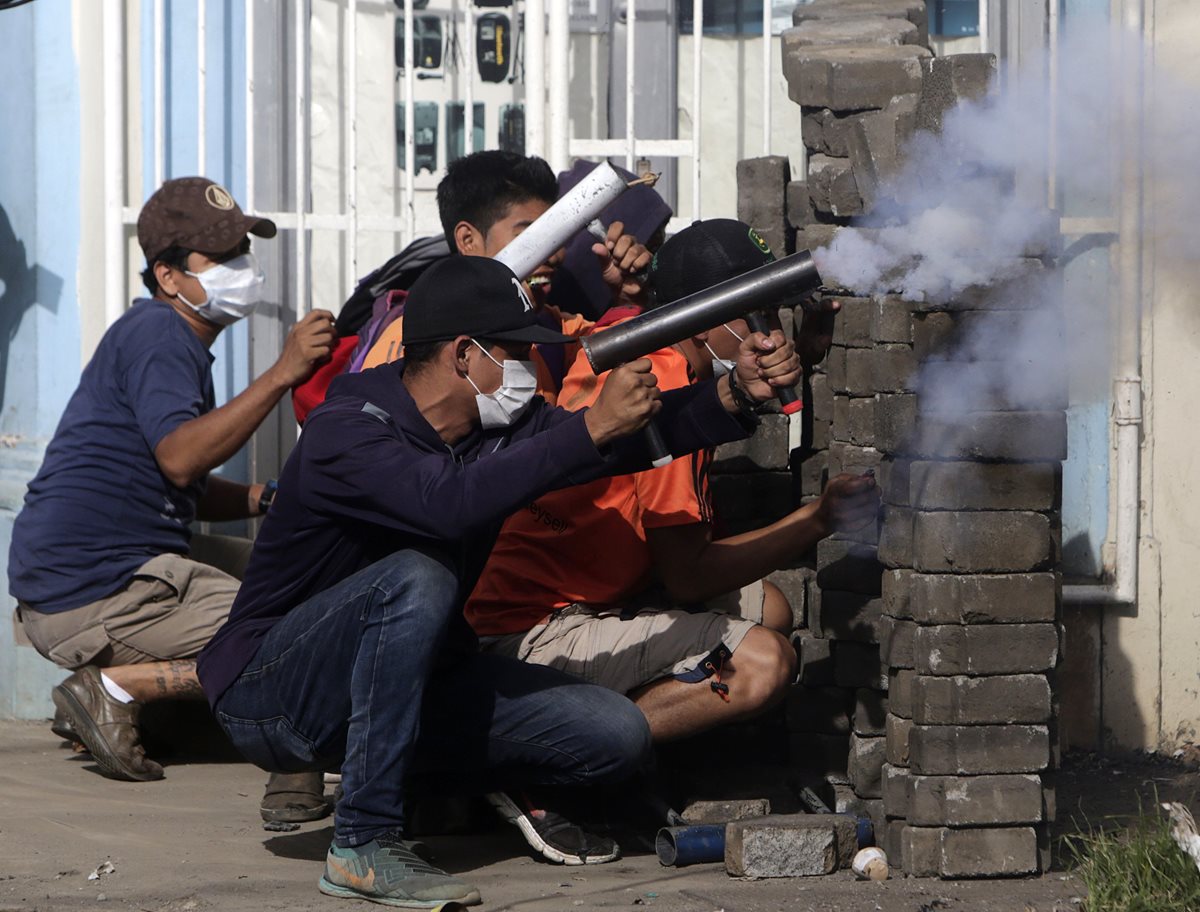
[8,299,214,613]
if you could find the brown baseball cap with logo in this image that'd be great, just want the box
[137,177,277,264]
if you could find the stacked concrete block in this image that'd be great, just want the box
[868,259,1063,877]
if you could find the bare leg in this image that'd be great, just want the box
[103,659,205,702]
[629,626,796,742]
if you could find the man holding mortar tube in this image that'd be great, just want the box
[467,219,879,747]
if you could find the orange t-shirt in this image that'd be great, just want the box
[465,335,712,637]
[360,306,593,407]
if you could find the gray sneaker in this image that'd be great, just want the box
[318,833,481,908]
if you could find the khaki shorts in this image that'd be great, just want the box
[480,580,765,696]
[16,550,241,670]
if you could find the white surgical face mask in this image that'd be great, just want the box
[465,340,538,429]
[179,252,266,326]
[704,324,746,378]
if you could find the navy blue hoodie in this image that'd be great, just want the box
[198,359,754,706]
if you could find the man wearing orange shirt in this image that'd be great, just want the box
[467,220,879,743]
[361,151,656,404]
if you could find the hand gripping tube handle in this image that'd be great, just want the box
[745,311,802,415]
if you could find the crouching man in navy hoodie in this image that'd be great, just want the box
[197,256,801,908]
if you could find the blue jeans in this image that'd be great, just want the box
[214,548,652,847]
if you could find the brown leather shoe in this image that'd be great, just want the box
[261,771,333,823]
[51,666,164,781]
[50,700,79,744]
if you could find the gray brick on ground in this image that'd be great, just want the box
[726,814,859,877]
[726,816,837,877]
[914,624,1058,676]
[681,798,771,825]
[848,734,887,799]
[793,630,836,686]
[818,589,885,642]
[917,54,997,135]
[877,505,914,569]
[873,393,918,454]
[879,615,917,669]
[807,154,864,218]
[737,156,793,258]
[909,461,1058,511]
[816,538,884,594]
[901,825,942,877]
[900,411,1068,462]
[886,713,913,766]
[871,295,915,344]
[881,568,913,620]
[790,732,851,779]
[786,684,853,734]
[713,414,791,473]
[846,397,877,447]
[854,688,889,735]
[800,223,843,253]
[830,297,873,348]
[883,763,911,817]
[835,642,886,690]
[908,725,1050,775]
[939,827,1040,878]
[888,668,916,718]
[913,674,1052,725]
[908,774,1043,827]
[784,16,920,49]
[908,572,1058,624]
[912,511,1053,573]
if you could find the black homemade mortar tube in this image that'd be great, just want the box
[582,249,821,409]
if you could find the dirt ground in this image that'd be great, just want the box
[2,719,1198,912]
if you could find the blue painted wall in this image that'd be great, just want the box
[0,0,85,717]
[0,0,250,719]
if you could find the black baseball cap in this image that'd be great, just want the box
[648,218,776,306]
[403,256,576,346]
[137,177,276,264]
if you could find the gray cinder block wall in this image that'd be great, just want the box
[717,0,1064,878]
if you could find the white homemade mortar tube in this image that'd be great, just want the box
[582,251,822,463]
[492,160,629,280]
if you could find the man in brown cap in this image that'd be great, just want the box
[8,178,334,820]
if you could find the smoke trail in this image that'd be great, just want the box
[814,15,1197,294]
[811,14,1198,417]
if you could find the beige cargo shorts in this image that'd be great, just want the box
[480,580,765,696]
[16,551,241,670]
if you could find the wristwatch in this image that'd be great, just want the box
[258,479,279,515]
[727,369,760,418]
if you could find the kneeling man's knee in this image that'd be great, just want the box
[583,690,653,783]
[732,626,796,711]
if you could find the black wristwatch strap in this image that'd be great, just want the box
[727,369,759,418]
[258,478,279,515]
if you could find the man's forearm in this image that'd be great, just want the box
[155,368,291,488]
[652,504,829,604]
